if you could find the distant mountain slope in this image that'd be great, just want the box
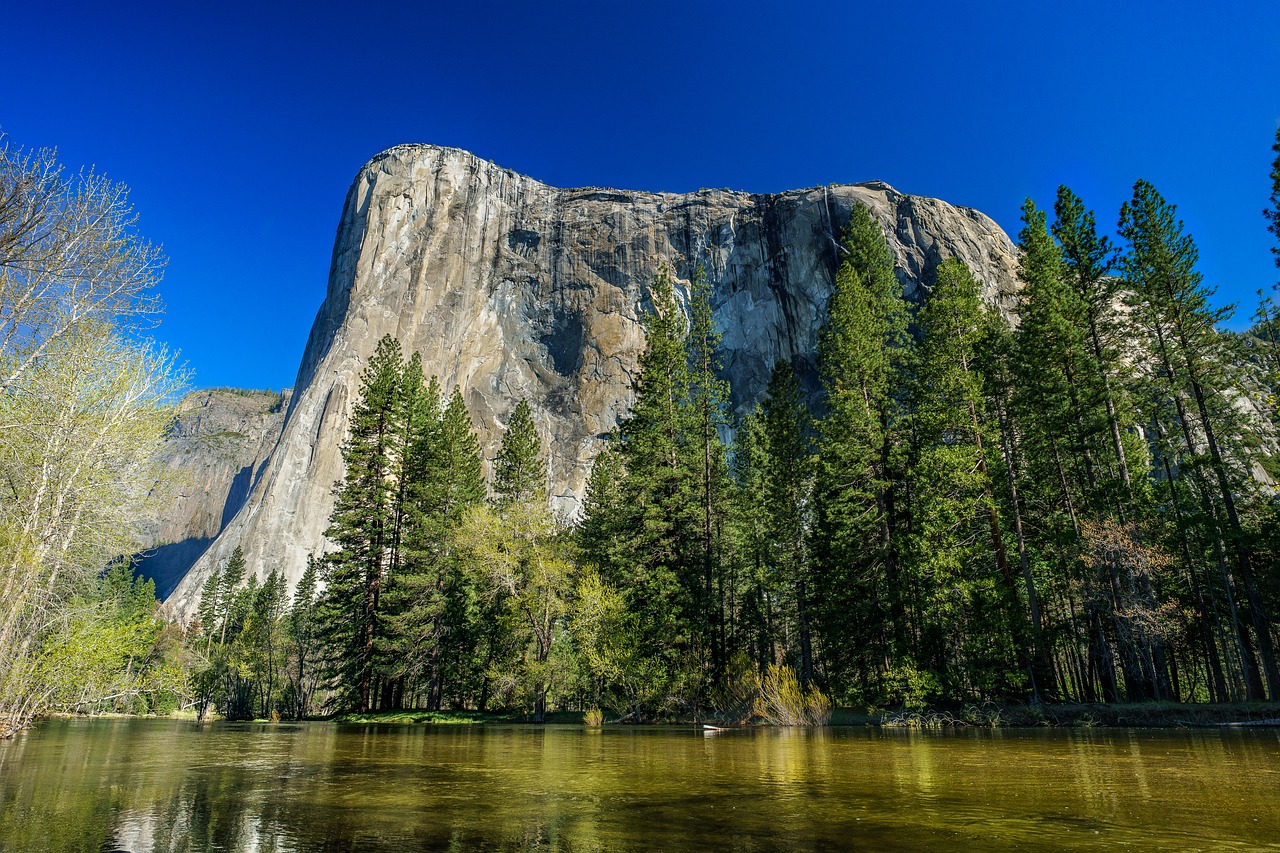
[135,388,288,598]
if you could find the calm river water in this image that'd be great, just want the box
[1,718,1277,851]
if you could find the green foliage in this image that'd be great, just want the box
[317,335,407,712]
[907,257,1022,700]
[733,361,816,684]
[576,265,729,716]
[492,399,546,507]
[457,501,574,721]
[810,201,913,700]
[36,565,184,716]
[753,663,832,726]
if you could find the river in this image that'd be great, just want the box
[1,719,1277,851]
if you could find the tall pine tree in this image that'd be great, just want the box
[317,334,406,712]
[810,202,912,702]
[1120,179,1278,700]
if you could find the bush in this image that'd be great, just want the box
[583,708,604,726]
[753,664,832,726]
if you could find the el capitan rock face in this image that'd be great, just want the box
[168,144,1021,613]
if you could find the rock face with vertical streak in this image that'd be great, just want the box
[167,144,1022,614]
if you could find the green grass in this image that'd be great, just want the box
[326,709,589,725]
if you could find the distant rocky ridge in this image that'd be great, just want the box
[135,388,288,598]
[165,144,1024,614]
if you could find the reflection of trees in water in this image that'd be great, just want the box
[6,722,1280,851]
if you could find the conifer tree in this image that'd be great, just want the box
[729,362,816,684]
[909,258,1023,699]
[729,410,772,671]
[492,399,545,508]
[217,547,247,645]
[1014,199,1105,510]
[685,264,733,673]
[578,267,705,714]
[285,557,321,718]
[576,445,624,569]
[1053,186,1138,494]
[810,202,912,700]
[759,362,816,683]
[379,369,444,706]
[1013,200,1124,700]
[389,381,483,706]
[317,334,405,712]
[1120,179,1278,700]
[197,567,222,650]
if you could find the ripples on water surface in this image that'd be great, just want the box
[1,718,1277,851]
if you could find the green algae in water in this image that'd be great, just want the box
[2,719,1278,851]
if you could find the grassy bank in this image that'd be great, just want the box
[326,710,589,725]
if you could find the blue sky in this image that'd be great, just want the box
[3,1,1278,391]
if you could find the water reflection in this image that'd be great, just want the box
[1,719,1277,851]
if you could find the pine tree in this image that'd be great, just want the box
[492,399,546,508]
[217,547,247,646]
[1120,179,1278,700]
[759,361,816,683]
[982,317,1055,700]
[810,202,912,701]
[729,409,772,673]
[685,264,733,675]
[285,557,321,718]
[1014,199,1129,702]
[317,334,406,712]
[577,267,706,715]
[394,385,486,710]
[909,258,1023,700]
[197,567,222,650]
[1014,198,1106,511]
[1053,186,1139,496]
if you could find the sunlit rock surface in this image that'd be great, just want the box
[168,144,1021,612]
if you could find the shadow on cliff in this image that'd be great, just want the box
[133,461,259,600]
[132,537,214,600]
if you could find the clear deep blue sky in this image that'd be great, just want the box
[3,1,1278,391]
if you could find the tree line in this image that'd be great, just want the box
[191,130,1280,719]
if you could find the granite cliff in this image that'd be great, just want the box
[136,388,288,598]
[167,144,1022,613]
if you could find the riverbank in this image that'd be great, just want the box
[875,701,1280,728]
[322,702,1280,729]
[37,702,1280,729]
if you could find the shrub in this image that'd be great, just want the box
[753,664,832,726]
